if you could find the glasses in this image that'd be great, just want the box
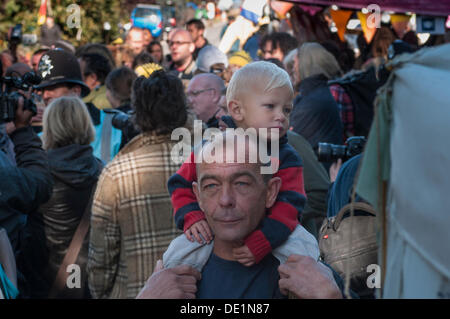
[168,41,191,47]
[186,88,215,98]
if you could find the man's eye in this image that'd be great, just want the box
[203,184,217,190]
[235,181,249,187]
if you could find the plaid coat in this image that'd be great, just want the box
[87,132,181,299]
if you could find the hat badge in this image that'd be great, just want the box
[39,55,54,78]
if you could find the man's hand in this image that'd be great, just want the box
[232,245,255,267]
[278,255,342,299]
[185,220,213,244]
[136,260,201,299]
[11,95,33,131]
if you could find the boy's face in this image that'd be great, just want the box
[234,84,293,139]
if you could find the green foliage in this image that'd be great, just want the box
[0,0,129,49]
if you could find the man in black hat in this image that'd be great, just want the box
[36,49,122,163]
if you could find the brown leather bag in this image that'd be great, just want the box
[319,202,378,298]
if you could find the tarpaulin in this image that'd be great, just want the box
[284,0,450,17]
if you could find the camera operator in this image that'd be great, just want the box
[104,67,140,149]
[0,95,53,257]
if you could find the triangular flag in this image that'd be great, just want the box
[330,10,353,42]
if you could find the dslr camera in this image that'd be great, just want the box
[316,136,366,163]
[0,72,42,124]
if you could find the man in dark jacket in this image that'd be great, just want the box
[0,97,53,254]
[0,96,53,297]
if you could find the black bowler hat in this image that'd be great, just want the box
[36,49,90,97]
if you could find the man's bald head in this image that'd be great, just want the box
[169,29,195,66]
[186,73,225,122]
[191,73,225,93]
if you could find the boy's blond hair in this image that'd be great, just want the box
[226,61,293,103]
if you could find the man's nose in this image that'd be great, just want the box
[218,185,235,208]
[42,90,52,102]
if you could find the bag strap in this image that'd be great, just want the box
[48,184,96,298]
[333,202,376,231]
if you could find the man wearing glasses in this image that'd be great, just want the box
[168,29,196,88]
[186,73,226,128]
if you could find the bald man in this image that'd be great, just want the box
[186,73,226,128]
[168,29,196,88]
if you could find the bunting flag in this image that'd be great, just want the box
[270,1,294,18]
[330,9,353,42]
[357,11,377,44]
[38,0,47,25]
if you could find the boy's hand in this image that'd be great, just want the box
[232,245,255,267]
[185,220,213,244]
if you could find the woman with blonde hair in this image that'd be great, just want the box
[290,42,344,158]
[24,96,103,298]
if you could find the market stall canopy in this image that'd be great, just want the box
[284,0,450,17]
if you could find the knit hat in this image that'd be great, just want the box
[35,49,90,97]
[228,50,252,67]
[196,45,229,73]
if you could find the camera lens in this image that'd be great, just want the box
[111,112,130,130]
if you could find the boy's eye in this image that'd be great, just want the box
[264,104,274,109]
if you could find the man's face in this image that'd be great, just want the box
[41,84,81,106]
[262,40,284,62]
[169,31,194,64]
[128,29,146,55]
[186,78,219,122]
[193,162,276,243]
[31,53,44,72]
[187,24,202,44]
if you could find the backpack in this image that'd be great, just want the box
[319,201,378,298]
[329,66,390,138]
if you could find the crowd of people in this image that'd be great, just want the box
[0,2,449,300]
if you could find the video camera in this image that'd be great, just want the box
[316,136,366,163]
[0,72,42,124]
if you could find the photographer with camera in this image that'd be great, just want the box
[0,86,53,296]
[104,67,140,150]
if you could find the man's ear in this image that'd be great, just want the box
[192,181,203,210]
[265,177,281,209]
[189,43,196,55]
[227,99,244,122]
